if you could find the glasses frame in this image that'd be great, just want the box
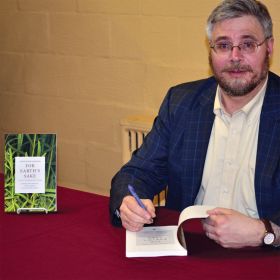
[210,37,271,55]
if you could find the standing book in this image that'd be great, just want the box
[4,134,57,213]
[126,205,214,257]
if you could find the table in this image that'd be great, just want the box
[1,174,279,280]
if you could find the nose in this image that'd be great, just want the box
[230,46,243,61]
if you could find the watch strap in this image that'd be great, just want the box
[262,219,274,234]
[261,219,275,245]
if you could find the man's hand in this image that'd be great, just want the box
[202,208,265,248]
[119,196,156,232]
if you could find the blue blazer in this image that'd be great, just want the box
[110,71,280,226]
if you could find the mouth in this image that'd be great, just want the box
[223,66,252,77]
[229,69,246,73]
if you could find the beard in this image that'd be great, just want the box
[209,52,269,97]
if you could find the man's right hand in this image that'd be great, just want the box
[119,196,156,231]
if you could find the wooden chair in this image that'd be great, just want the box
[120,115,167,206]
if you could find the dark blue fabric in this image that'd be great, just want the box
[110,72,280,226]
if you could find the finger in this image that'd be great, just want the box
[202,217,220,239]
[205,230,212,239]
[121,197,153,226]
[122,196,147,217]
[144,200,156,218]
[120,208,145,231]
[203,216,216,227]
[129,198,155,223]
[127,196,153,220]
[207,207,233,216]
[121,213,144,230]
[122,220,143,232]
[205,228,221,244]
[121,204,150,225]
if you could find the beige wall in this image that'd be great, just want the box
[1,0,280,195]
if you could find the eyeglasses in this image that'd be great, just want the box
[210,37,270,55]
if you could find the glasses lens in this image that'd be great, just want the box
[215,43,231,53]
[240,42,257,53]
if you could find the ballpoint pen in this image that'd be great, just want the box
[128,184,154,224]
[128,184,147,210]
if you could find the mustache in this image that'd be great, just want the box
[222,62,253,72]
[222,64,253,73]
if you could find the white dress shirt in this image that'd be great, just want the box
[195,78,268,218]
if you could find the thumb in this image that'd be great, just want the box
[207,207,232,216]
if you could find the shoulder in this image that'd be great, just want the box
[172,76,216,90]
[268,71,280,88]
[265,72,280,100]
[163,76,217,112]
[262,72,280,117]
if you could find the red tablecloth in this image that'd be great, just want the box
[1,174,279,280]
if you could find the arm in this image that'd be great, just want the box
[202,208,280,248]
[109,89,172,226]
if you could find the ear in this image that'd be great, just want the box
[267,37,274,57]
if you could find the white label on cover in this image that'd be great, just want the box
[15,157,45,194]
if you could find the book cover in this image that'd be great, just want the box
[4,134,57,213]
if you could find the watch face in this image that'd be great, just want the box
[264,233,275,245]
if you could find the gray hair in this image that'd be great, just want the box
[206,0,273,40]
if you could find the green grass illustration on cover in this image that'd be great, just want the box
[4,134,57,213]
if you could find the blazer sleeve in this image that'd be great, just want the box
[109,88,173,225]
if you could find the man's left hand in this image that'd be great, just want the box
[202,207,265,248]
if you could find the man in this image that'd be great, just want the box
[110,0,280,248]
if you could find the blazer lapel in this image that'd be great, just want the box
[255,73,280,218]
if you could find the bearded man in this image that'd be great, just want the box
[110,0,280,248]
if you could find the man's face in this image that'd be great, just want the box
[209,15,273,97]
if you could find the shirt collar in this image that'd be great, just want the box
[214,76,268,119]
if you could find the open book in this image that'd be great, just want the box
[126,205,214,257]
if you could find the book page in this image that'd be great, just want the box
[178,205,215,227]
[126,225,187,257]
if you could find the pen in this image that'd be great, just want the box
[128,184,147,210]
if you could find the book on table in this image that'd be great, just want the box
[4,133,57,213]
[126,205,214,257]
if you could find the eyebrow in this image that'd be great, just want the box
[213,35,259,43]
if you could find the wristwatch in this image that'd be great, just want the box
[261,219,275,245]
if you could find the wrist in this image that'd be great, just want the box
[260,219,277,246]
[256,219,266,246]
